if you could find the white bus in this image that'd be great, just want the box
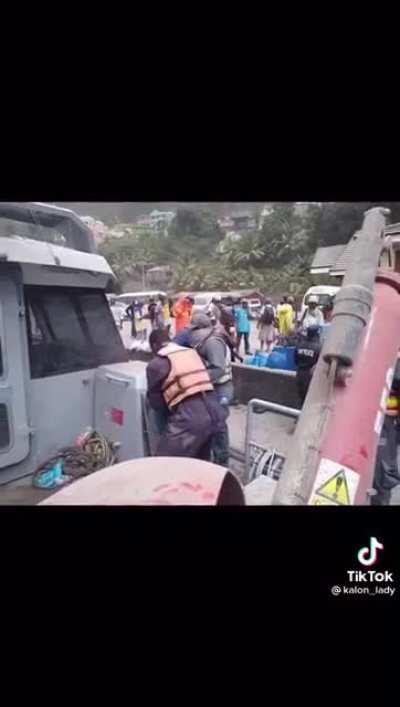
[115,291,167,307]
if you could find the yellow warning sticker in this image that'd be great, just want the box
[310,496,339,506]
[315,469,350,505]
[308,459,360,506]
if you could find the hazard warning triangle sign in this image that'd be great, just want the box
[314,469,351,505]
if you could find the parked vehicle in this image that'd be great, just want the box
[115,291,166,307]
[242,297,262,319]
[0,203,149,485]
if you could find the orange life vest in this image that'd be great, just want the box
[386,395,400,416]
[158,343,214,409]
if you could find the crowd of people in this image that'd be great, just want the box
[113,290,399,505]
[122,294,180,339]
[108,291,332,464]
[143,295,248,467]
[124,291,333,468]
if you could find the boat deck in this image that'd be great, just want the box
[0,405,399,505]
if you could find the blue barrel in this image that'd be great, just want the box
[258,353,270,367]
[266,350,287,370]
[253,353,263,367]
[285,347,296,370]
[244,355,257,366]
[266,346,296,371]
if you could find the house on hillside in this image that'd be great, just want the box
[310,222,400,283]
[294,202,321,217]
[218,216,235,232]
[149,210,175,232]
[258,204,274,229]
[230,211,257,232]
[135,211,175,236]
[106,223,136,239]
[146,266,172,287]
[136,216,153,230]
[80,216,107,245]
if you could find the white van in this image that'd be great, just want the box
[299,285,340,320]
[242,297,262,319]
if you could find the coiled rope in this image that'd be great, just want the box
[32,431,116,487]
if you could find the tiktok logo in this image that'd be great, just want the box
[357,537,384,567]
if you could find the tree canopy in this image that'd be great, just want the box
[99,202,400,295]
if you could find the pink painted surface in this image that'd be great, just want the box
[40,457,244,505]
[317,275,400,504]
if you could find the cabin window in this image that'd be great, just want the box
[25,286,128,379]
[0,403,10,449]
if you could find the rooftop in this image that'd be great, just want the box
[231,211,253,220]
[0,235,113,276]
[329,233,360,276]
[310,244,345,273]
[0,202,96,254]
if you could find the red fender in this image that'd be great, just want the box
[40,457,245,506]
[313,272,400,505]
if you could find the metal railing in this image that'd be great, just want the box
[244,398,300,484]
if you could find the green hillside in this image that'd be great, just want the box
[56,203,266,225]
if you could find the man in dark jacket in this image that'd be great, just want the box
[146,328,226,461]
[125,300,137,338]
[212,301,240,362]
[294,325,321,406]
[147,298,157,330]
[186,313,234,466]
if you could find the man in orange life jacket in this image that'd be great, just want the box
[146,328,226,460]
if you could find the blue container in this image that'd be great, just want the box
[244,355,256,366]
[285,347,296,370]
[266,351,287,370]
[258,353,270,367]
[266,346,296,371]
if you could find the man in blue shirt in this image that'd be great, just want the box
[234,300,252,355]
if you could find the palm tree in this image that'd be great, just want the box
[233,246,265,266]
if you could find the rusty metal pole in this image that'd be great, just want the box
[272,206,390,505]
